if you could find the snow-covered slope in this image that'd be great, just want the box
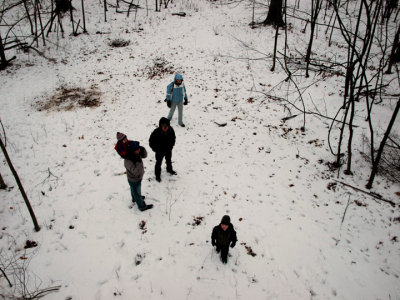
[0,1,399,299]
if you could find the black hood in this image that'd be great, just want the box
[159,117,170,127]
[220,215,231,225]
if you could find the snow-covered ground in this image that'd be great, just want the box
[0,0,399,299]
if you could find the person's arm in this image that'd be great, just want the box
[211,227,217,246]
[230,227,237,248]
[166,83,173,101]
[170,127,176,149]
[139,146,147,158]
[183,84,188,101]
[149,131,157,152]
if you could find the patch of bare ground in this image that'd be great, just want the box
[36,85,101,111]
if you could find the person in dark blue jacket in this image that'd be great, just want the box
[166,74,188,127]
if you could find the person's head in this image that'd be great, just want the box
[174,74,183,86]
[220,215,230,231]
[117,132,127,143]
[159,117,170,132]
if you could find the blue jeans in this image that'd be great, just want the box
[128,179,146,210]
[167,102,184,125]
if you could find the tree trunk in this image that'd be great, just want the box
[47,0,55,36]
[81,0,87,33]
[0,33,7,70]
[382,0,398,23]
[343,0,363,106]
[0,137,40,232]
[344,94,355,175]
[34,0,38,47]
[305,0,322,78]
[386,23,400,74]
[270,24,279,71]
[0,33,16,70]
[0,171,6,189]
[366,98,400,189]
[70,0,75,35]
[23,0,34,35]
[104,0,107,22]
[263,0,284,27]
[36,0,46,46]
[336,101,349,168]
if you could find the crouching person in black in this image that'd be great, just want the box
[211,215,237,264]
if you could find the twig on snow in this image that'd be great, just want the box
[340,195,351,227]
[334,180,396,207]
[168,189,185,221]
[213,121,227,127]
[0,266,13,287]
[281,114,300,122]
[335,195,351,246]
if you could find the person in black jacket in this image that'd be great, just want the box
[149,117,177,182]
[211,215,237,264]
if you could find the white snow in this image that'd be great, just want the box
[0,0,399,299]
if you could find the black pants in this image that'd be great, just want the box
[155,151,172,177]
[216,244,229,263]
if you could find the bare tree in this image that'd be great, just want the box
[270,23,279,71]
[0,33,9,70]
[104,0,108,22]
[305,0,323,77]
[366,98,400,188]
[386,23,400,74]
[81,0,87,33]
[0,136,40,232]
[382,0,398,23]
[0,171,6,189]
[263,0,285,27]
[329,0,386,175]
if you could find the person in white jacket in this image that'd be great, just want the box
[165,74,188,127]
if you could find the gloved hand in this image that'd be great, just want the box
[167,100,171,108]
[184,99,188,105]
[230,242,236,248]
[139,146,145,156]
[211,240,215,247]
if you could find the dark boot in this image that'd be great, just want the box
[155,169,161,182]
[221,256,227,264]
[167,169,177,175]
[140,204,154,211]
